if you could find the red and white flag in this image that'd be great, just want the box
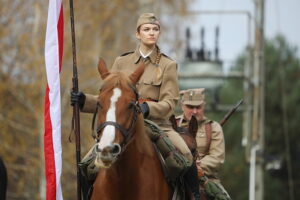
[44,0,64,199]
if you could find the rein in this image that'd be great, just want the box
[91,84,141,151]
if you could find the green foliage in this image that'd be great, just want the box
[217,35,300,199]
[265,172,287,200]
[264,35,300,199]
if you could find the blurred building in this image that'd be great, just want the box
[178,26,224,110]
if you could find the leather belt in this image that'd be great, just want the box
[138,98,158,104]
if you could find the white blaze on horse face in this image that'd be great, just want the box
[98,88,122,150]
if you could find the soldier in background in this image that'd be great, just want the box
[176,88,231,198]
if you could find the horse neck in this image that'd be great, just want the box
[115,114,155,169]
[128,114,153,156]
[96,116,171,198]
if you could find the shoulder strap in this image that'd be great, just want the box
[120,51,134,57]
[204,122,212,154]
[160,52,171,59]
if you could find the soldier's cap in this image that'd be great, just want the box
[136,13,160,30]
[180,88,206,106]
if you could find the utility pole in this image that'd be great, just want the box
[251,0,265,199]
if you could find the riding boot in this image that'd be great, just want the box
[184,162,201,200]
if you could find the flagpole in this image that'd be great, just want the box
[69,0,82,199]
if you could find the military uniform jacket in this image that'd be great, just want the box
[110,46,179,124]
[176,115,225,179]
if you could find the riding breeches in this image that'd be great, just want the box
[160,126,193,165]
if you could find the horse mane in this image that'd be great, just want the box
[101,71,132,91]
[133,114,154,155]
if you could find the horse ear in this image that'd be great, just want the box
[97,58,110,80]
[169,115,178,130]
[189,115,198,138]
[129,62,145,84]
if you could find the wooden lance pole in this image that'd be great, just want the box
[69,0,82,199]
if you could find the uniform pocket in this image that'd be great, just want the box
[143,78,162,86]
[138,77,162,100]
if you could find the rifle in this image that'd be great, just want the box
[69,0,82,199]
[220,99,243,127]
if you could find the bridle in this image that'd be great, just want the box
[91,84,141,151]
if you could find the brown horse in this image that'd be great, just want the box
[169,115,208,200]
[169,115,198,158]
[90,59,173,200]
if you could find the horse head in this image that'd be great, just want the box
[94,58,144,168]
[169,115,198,156]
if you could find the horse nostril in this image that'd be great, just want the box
[111,143,121,155]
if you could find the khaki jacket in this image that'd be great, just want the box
[82,45,179,126]
[176,115,225,179]
[81,94,98,113]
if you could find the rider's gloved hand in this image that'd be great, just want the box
[70,91,86,109]
[139,102,149,118]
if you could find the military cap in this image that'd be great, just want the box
[136,13,160,30]
[180,88,206,106]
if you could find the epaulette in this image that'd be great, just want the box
[161,53,174,61]
[120,51,134,57]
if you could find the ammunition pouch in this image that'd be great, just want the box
[144,119,190,181]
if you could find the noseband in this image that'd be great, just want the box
[91,84,141,151]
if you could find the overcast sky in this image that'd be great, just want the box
[183,0,300,66]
